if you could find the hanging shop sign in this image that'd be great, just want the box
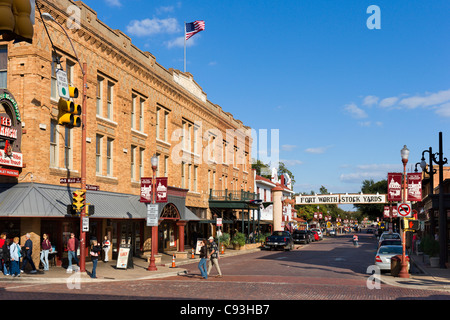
[296,193,386,205]
[387,173,402,202]
[407,172,422,202]
[0,90,23,175]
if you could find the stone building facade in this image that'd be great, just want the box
[0,0,253,267]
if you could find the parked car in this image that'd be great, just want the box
[311,228,323,240]
[311,231,320,241]
[327,229,336,237]
[375,245,409,272]
[292,230,311,244]
[378,239,402,249]
[265,231,294,251]
[379,232,401,243]
[306,230,315,242]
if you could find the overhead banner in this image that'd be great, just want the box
[407,172,422,202]
[295,194,386,205]
[387,173,402,202]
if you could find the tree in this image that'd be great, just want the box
[278,162,296,187]
[353,179,387,221]
[251,159,270,177]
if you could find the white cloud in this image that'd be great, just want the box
[399,89,450,109]
[166,36,197,48]
[379,97,399,108]
[105,0,121,7]
[435,102,450,117]
[344,103,368,119]
[362,95,379,107]
[305,145,332,154]
[280,159,303,167]
[281,144,297,152]
[340,164,401,183]
[126,18,180,37]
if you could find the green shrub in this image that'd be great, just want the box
[231,232,246,246]
[218,233,230,247]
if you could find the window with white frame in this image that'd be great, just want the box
[106,81,114,120]
[50,119,58,167]
[106,137,113,176]
[0,46,7,88]
[139,147,145,179]
[130,145,136,180]
[64,127,73,169]
[51,52,62,100]
[96,76,103,116]
[96,134,103,174]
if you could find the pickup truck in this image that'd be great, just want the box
[292,230,311,244]
[265,231,294,251]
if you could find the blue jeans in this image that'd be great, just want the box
[21,254,36,271]
[68,251,79,269]
[10,260,19,276]
[91,259,98,278]
[198,258,207,279]
[40,250,49,270]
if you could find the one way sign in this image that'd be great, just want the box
[397,202,412,218]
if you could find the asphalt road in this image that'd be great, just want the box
[1,234,449,303]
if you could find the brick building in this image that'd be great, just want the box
[0,0,253,268]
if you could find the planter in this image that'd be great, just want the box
[430,257,440,268]
[233,243,241,250]
[423,254,430,265]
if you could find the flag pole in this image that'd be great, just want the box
[184,21,186,73]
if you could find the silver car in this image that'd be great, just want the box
[375,245,409,271]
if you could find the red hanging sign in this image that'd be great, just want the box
[387,173,402,202]
[407,172,422,202]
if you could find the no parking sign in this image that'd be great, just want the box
[397,202,412,218]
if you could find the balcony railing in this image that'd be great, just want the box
[209,189,258,202]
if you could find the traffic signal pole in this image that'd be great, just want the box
[79,62,87,272]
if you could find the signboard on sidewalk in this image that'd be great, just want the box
[116,246,130,269]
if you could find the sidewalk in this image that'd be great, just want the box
[380,253,450,292]
[0,247,262,284]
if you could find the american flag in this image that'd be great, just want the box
[185,20,205,40]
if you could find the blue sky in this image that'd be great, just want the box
[81,0,450,200]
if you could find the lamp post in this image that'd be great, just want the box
[398,145,410,278]
[420,147,437,235]
[148,154,159,271]
[43,12,88,273]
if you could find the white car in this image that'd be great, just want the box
[311,228,323,240]
[375,245,409,271]
[379,232,401,243]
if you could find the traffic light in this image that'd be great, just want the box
[408,220,419,231]
[72,189,86,213]
[0,0,34,44]
[86,204,95,217]
[58,86,81,128]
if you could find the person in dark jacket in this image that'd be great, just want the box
[2,238,11,275]
[40,233,52,271]
[198,239,208,279]
[21,233,37,274]
[90,240,102,278]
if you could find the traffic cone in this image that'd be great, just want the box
[221,244,224,255]
[171,254,176,268]
[191,248,195,259]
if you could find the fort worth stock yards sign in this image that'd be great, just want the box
[296,194,387,205]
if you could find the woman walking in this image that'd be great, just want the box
[90,240,102,278]
[198,239,208,279]
[40,234,52,271]
[9,237,21,277]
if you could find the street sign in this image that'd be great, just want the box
[397,202,412,218]
[146,203,159,226]
[56,69,70,99]
[82,217,89,232]
[216,218,222,226]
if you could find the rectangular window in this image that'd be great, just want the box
[96,77,103,116]
[66,60,75,86]
[0,46,7,88]
[51,53,61,100]
[131,95,136,130]
[155,153,160,177]
[181,162,185,188]
[50,119,58,167]
[164,155,169,177]
[107,138,113,176]
[194,165,198,192]
[64,127,72,169]
[107,81,114,120]
[164,110,169,142]
[96,134,103,174]
[188,164,192,190]
[130,145,136,180]
[139,148,144,179]
[139,98,144,132]
[156,107,160,139]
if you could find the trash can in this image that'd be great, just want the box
[390,255,402,277]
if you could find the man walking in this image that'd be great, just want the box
[207,236,222,278]
[67,233,79,272]
[21,233,37,274]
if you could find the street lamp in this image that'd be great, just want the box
[148,154,159,271]
[419,147,437,235]
[43,12,88,273]
[398,145,410,278]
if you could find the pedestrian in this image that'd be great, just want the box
[21,233,37,274]
[353,234,359,246]
[9,237,21,277]
[102,236,110,262]
[40,233,52,271]
[198,239,208,280]
[0,233,5,274]
[207,236,222,278]
[67,233,79,272]
[90,239,102,279]
[2,238,10,275]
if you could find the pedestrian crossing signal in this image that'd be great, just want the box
[408,220,419,231]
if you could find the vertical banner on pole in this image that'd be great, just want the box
[407,172,422,202]
[387,173,402,202]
